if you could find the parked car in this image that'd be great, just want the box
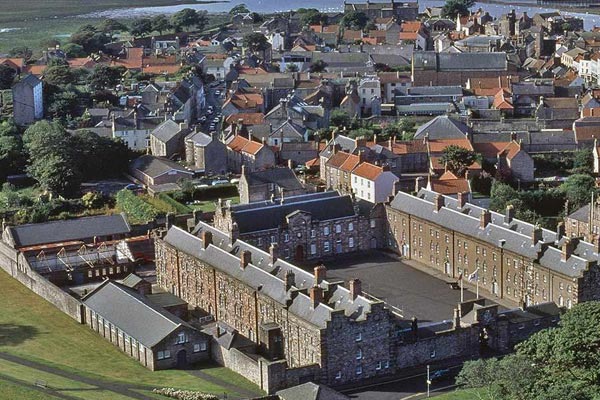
[211,179,229,186]
[430,369,451,382]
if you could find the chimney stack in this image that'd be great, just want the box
[201,230,213,249]
[532,225,543,244]
[457,192,466,208]
[314,264,327,284]
[284,270,295,291]
[434,194,444,211]
[309,286,323,309]
[349,278,362,300]
[269,243,278,264]
[480,210,491,229]
[240,250,252,269]
[561,239,573,262]
[556,221,565,242]
[504,204,515,224]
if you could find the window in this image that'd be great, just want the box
[324,226,330,236]
[384,360,389,369]
[349,222,354,231]
[284,232,290,242]
[310,243,317,255]
[356,349,362,360]
[370,219,376,228]
[193,343,206,353]
[323,241,330,252]
[310,229,316,238]
[349,237,355,248]
[430,350,436,358]
[355,333,362,342]
[335,371,342,380]
[376,361,382,370]
[356,366,363,375]
[157,350,171,360]
[335,224,342,233]
[176,332,187,344]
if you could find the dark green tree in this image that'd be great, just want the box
[229,3,251,14]
[489,181,518,212]
[571,148,593,175]
[130,18,154,37]
[62,43,87,58]
[439,145,477,176]
[151,15,172,35]
[561,174,596,211]
[341,11,369,30]
[43,64,75,86]
[330,110,351,128]
[442,0,475,19]
[299,9,328,25]
[243,32,269,52]
[0,119,23,181]
[98,19,128,40]
[88,65,126,90]
[0,64,16,89]
[70,25,110,54]
[8,46,32,61]
[171,9,208,32]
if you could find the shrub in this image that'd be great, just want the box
[115,189,159,223]
[152,388,219,400]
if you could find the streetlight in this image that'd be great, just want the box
[426,364,431,398]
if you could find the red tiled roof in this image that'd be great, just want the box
[352,162,383,180]
[427,138,474,153]
[339,153,360,172]
[473,142,510,158]
[326,151,352,168]
[225,113,265,126]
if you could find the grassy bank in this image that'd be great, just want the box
[0,268,260,398]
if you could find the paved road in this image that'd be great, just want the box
[343,364,462,400]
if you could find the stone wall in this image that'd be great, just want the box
[0,241,84,322]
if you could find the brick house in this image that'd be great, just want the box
[82,280,210,370]
[386,189,600,309]
[497,141,535,182]
[12,74,43,126]
[184,131,228,175]
[150,120,191,158]
[212,191,384,261]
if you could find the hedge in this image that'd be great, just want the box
[157,192,192,214]
[116,189,159,223]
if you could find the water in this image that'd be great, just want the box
[83,0,600,30]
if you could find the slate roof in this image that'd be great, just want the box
[227,191,356,233]
[277,382,350,400]
[390,189,593,278]
[319,135,358,159]
[82,281,191,348]
[415,116,471,140]
[567,204,590,223]
[165,222,376,329]
[121,273,144,288]
[17,74,42,87]
[151,119,187,142]
[130,155,193,179]
[413,51,507,71]
[7,214,131,248]
[185,131,213,147]
[244,167,304,191]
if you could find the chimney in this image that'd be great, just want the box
[510,131,517,142]
[504,204,515,224]
[201,230,213,249]
[349,278,362,300]
[309,286,323,309]
[358,149,367,163]
[284,270,295,290]
[179,122,189,131]
[556,221,565,242]
[480,209,491,229]
[241,164,247,176]
[561,239,573,262]
[457,192,466,208]
[165,213,174,229]
[532,225,543,244]
[434,194,444,212]
[388,138,393,151]
[314,264,327,284]
[269,243,278,264]
[240,250,252,269]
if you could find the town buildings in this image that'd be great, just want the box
[12,74,43,125]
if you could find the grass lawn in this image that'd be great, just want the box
[0,268,261,398]
[189,196,239,212]
[434,388,484,399]
[0,377,62,400]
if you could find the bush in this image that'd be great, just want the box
[115,189,159,223]
[152,388,219,400]
[156,193,192,214]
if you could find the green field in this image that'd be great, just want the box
[434,388,484,399]
[0,268,261,399]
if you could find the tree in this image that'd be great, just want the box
[439,145,477,176]
[571,148,593,175]
[442,0,475,19]
[299,9,327,26]
[43,65,75,86]
[309,59,327,73]
[0,119,23,181]
[98,19,128,40]
[342,11,369,30]
[8,46,32,61]
[130,18,153,37]
[46,87,81,119]
[151,15,172,35]
[330,110,351,128]
[285,63,299,72]
[171,8,208,32]
[489,181,518,212]
[243,32,269,53]
[62,43,86,58]
[0,64,16,89]
[561,174,596,211]
[70,25,110,54]
[229,3,251,14]
[88,65,126,90]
